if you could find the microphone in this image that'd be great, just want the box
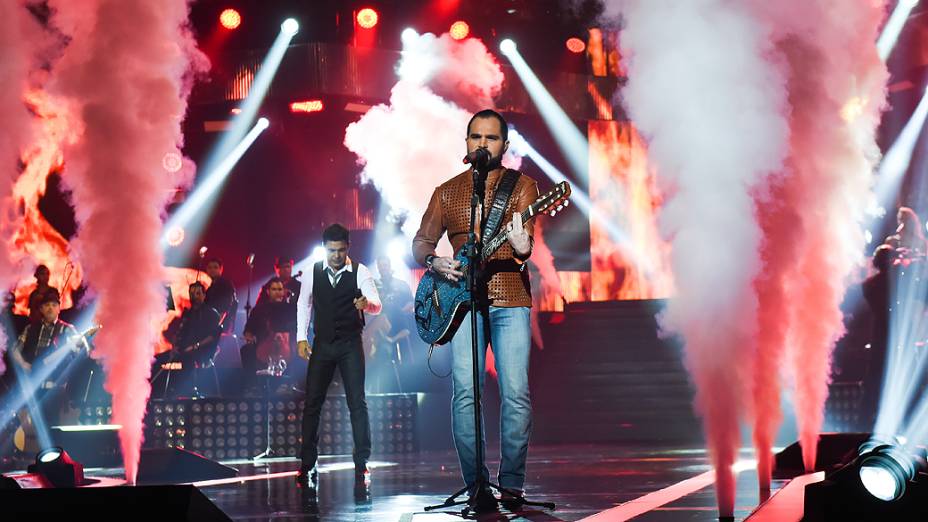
[355,288,366,326]
[246,253,255,267]
[293,270,303,278]
[462,148,491,168]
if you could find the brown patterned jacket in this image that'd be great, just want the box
[413,168,539,307]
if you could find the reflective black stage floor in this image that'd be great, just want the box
[105,443,791,521]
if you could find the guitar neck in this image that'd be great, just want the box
[482,207,534,260]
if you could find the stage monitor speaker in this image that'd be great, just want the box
[51,424,121,468]
[0,484,230,521]
[137,447,237,485]
[773,432,870,479]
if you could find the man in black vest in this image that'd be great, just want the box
[295,224,381,496]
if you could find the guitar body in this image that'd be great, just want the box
[414,247,473,346]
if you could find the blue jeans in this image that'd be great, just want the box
[450,306,532,491]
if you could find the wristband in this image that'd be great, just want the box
[425,254,436,268]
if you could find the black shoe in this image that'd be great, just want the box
[499,488,524,511]
[295,467,318,493]
[470,486,498,514]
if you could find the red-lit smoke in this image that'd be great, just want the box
[0,2,45,374]
[614,0,887,515]
[45,0,206,483]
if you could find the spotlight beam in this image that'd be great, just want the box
[198,20,297,188]
[876,0,919,61]
[871,88,928,221]
[501,41,589,181]
[161,118,269,248]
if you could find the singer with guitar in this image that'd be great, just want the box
[412,109,540,512]
[294,223,381,497]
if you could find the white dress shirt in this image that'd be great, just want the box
[296,259,381,343]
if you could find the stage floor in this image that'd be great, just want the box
[80,443,794,521]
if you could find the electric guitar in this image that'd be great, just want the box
[414,181,571,345]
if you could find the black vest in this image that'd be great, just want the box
[312,261,363,343]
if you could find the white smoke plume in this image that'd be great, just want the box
[609,0,887,515]
[345,32,517,242]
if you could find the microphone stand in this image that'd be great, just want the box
[244,255,255,319]
[425,161,555,516]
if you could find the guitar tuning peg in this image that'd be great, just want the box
[564,200,570,207]
[549,210,556,217]
[556,205,563,212]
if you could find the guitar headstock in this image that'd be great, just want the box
[530,181,571,218]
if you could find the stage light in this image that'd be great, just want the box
[281,18,299,36]
[219,8,242,30]
[500,39,516,54]
[28,447,84,488]
[566,37,586,53]
[860,465,900,501]
[857,443,919,501]
[312,245,326,262]
[162,152,183,173]
[357,8,379,29]
[257,117,270,129]
[38,447,61,463]
[165,226,185,247]
[450,21,469,40]
[401,27,418,43]
[289,100,324,113]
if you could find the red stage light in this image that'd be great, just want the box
[289,100,325,114]
[449,21,470,40]
[219,8,242,30]
[356,8,379,29]
[566,37,586,54]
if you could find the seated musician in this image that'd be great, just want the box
[241,277,295,391]
[257,256,302,306]
[11,289,88,376]
[159,282,221,370]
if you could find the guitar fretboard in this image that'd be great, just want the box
[481,207,533,260]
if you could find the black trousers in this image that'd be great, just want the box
[299,336,371,470]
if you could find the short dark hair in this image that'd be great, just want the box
[467,109,509,142]
[274,256,294,267]
[206,257,223,267]
[266,276,284,287]
[34,265,49,277]
[322,223,350,243]
[872,244,894,271]
[189,282,206,293]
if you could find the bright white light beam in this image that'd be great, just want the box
[201,20,298,180]
[872,88,928,220]
[161,118,269,247]
[877,0,919,61]
[501,40,589,180]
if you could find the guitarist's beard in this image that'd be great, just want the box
[476,153,504,174]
